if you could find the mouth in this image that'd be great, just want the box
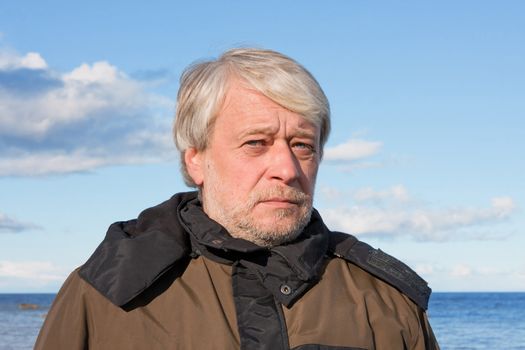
[250,187,310,210]
[258,197,300,208]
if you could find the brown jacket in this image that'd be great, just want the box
[36,192,439,349]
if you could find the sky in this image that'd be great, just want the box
[0,1,523,293]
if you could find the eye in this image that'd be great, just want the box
[244,139,266,147]
[242,139,269,155]
[292,142,316,154]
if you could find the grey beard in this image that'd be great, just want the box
[203,184,314,248]
[231,206,313,248]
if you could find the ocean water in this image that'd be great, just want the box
[429,292,525,349]
[0,294,54,350]
[0,292,524,349]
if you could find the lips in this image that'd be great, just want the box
[261,197,298,204]
[256,194,305,209]
[248,187,311,209]
[257,200,298,210]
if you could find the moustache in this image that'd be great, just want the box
[248,187,311,208]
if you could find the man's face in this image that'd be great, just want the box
[185,80,321,247]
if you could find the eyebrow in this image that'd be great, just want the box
[293,129,317,140]
[238,126,317,141]
[238,125,279,139]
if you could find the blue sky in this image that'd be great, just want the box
[0,1,523,292]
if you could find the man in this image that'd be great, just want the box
[36,48,439,349]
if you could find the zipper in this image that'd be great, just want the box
[274,298,290,350]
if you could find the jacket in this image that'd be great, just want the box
[35,191,440,349]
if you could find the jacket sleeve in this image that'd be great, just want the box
[412,307,440,350]
[34,269,89,350]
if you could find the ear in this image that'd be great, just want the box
[184,147,205,186]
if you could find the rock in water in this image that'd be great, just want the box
[18,303,39,310]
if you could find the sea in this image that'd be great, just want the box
[0,292,524,349]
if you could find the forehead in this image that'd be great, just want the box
[220,81,280,116]
[216,80,319,135]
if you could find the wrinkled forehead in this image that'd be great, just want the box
[222,77,319,121]
[214,79,320,139]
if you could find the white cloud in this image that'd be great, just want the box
[516,267,525,283]
[491,196,516,217]
[324,139,382,162]
[20,52,48,69]
[319,186,345,201]
[450,264,472,278]
[0,50,47,70]
[424,263,525,291]
[65,61,121,83]
[319,185,411,204]
[320,185,516,241]
[354,185,411,203]
[415,264,434,276]
[0,48,176,176]
[1,60,148,137]
[0,151,118,176]
[0,212,40,233]
[337,161,384,173]
[0,260,66,282]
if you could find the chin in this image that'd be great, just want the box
[256,215,300,229]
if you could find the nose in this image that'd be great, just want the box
[267,142,301,184]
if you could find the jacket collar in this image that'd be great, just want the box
[79,191,331,307]
[79,192,196,306]
[179,197,331,307]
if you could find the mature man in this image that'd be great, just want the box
[36,48,439,349]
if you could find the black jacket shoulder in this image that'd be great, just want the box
[78,192,197,306]
[329,231,431,310]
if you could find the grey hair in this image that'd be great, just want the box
[173,48,331,187]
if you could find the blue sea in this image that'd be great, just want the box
[0,292,524,349]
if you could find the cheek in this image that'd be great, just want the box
[301,162,319,190]
[210,154,263,189]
